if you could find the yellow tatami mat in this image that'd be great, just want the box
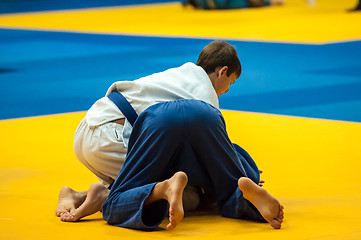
[1,0,361,238]
[1,111,360,239]
[0,0,360,43]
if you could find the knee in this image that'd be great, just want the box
[101,199,122,225]
[183,186,201,212]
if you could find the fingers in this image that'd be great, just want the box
[259,170,265,187]
[259,180,265,187]
[259,170,264,187]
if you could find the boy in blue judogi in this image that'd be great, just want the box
[102,98,284,230]
[102,43,284,230]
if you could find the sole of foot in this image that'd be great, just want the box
[166,172,188,230]
[238,177,284,229]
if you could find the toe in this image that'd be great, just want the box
[57,212,64,217]
[167,222,176,230]
[56,207,69,217]
[169,207,174,215]
[270,219,282,229]
[60,213,69,222]
[56,211,61,217]
[60,211,78,222]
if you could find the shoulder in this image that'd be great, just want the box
[177,62,207,76]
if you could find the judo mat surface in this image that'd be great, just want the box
[1,0,361,239]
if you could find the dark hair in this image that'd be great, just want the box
[182,0,201,8]
[196,41,241,77]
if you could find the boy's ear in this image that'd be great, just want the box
[219,66,228,76]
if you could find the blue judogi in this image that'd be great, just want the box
[102,95,266,230]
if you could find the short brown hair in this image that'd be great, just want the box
[196,41,241,77]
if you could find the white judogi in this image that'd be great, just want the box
[74,63,219,192]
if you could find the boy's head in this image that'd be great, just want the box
[197,41,241,97]
[196,41,241,78]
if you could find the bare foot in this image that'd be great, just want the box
[60,183,109,222]
[145,172,188,230]
[166,172,188,230]
[238,177,284,229]
[271,0,284,5]
[56,186,86,218]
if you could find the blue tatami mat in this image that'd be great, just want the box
[1,29,361,122]
[0,0,180,14]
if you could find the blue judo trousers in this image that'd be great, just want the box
[102,96,266,230]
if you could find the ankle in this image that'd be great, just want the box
[145,181,169,206]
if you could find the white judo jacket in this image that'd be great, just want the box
[85,62,219,146]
